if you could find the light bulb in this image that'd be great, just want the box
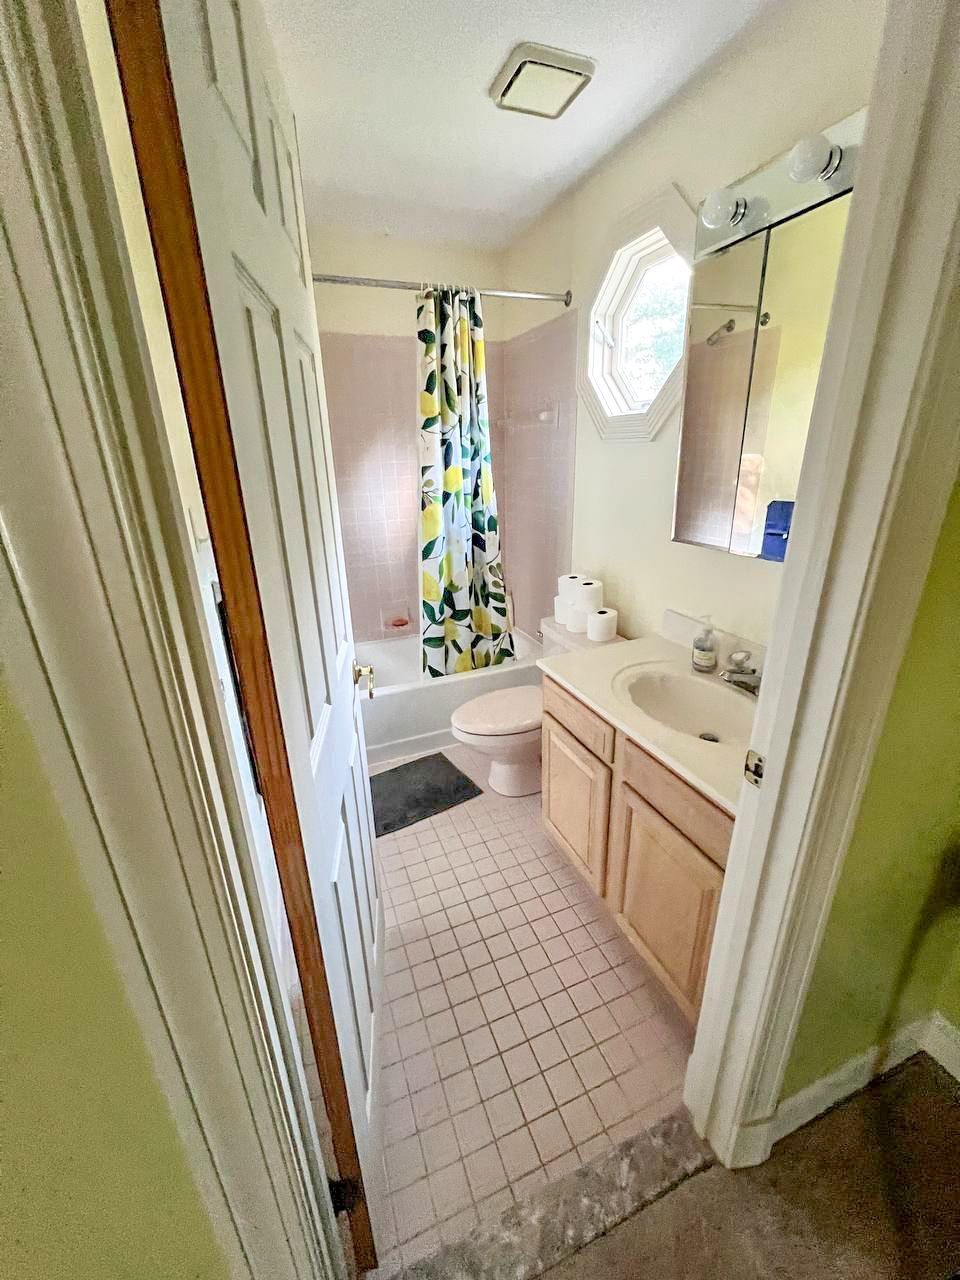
[789,134,842,183]
[700,188,748,230]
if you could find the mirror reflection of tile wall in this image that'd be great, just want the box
[674,193,851,558]
[674,236,765,550]
[731,196,850,555]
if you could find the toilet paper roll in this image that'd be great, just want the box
[566,605,588,634]
[557,574,583,600]
[553,594,568,626]
[577,579,604,613]
[587,608,618,643]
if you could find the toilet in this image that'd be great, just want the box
[450,685,543,797]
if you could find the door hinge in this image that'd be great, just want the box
[211,581,263,797]
[328,1177,361,1215]
[744,748,765,787]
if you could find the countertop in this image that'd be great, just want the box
[537,635,752,815]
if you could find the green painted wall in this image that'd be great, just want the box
[1,678,230,1280]
[784,483,960,1095]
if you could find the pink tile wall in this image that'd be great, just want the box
[485,341,508,571]
[319,314,575,645]
[500,310,578,639]
[321,331,421,642]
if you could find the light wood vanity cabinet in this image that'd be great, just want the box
[619,737,731,872]
[543,678,615,763]
[607,784,723,1021]
[541,676,733,1022]
[541,713,611,896]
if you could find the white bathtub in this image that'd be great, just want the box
[356,630,543,767]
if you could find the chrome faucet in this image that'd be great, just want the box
[720,650,761,697]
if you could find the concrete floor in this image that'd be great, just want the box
[543,1055,960,1280]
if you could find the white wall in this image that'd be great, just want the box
[309,223,508,338]
[502,0,888,643]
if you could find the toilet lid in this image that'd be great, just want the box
[451,685,543,737]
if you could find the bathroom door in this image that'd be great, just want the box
[108,0,383,1265]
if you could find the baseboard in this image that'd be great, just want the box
[921,1010,960,1079]
[770,1017,927,1146]
[365,727,456,769]
[713,1010,960,1169]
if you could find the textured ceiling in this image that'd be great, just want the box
[263,0,777,249]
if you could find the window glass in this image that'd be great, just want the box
[618,255,689,410]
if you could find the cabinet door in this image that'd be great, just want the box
[541,713,611,895]
[611,784,722,1021]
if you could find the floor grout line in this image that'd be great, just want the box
[367,745,693,1274]
[395,1107,714,1280]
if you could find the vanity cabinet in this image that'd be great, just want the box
[543,677,615,763]
[541,714,611,895]
[608,786,722,1020]
[541,676,733,1023]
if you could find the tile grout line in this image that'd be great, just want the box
[397,1107,715,1280]
[369,745,692,1272]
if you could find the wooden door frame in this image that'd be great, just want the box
[2,0,348,1274]
[98,0,375,1268]
[684,0,960,1164]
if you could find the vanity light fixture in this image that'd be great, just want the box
[700,187,748,230]
[789,133,843,183]
[490,43,596,119]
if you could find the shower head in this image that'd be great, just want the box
[706,318,736,346]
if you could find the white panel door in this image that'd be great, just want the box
[155,0,384,1245]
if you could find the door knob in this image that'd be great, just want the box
[352,660,375,699]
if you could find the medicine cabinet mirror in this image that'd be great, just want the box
[673,111,864,559]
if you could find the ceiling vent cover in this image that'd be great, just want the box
[490,43,595,120]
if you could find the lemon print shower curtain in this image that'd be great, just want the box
[418,288,515,677]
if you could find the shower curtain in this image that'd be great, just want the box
[417,288,515,677]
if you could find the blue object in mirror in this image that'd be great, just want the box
[760,499,794,562]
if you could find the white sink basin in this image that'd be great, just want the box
[612,667,754,746]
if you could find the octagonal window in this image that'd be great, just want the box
[587,226,690,427]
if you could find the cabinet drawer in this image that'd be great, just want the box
[620,736,732,869]
[613,785,722,1021]
[543,678,615,764]
[541,713,611,896]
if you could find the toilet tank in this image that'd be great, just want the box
[539,616,626,657]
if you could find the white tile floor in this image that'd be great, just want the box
[369,746,692,1275]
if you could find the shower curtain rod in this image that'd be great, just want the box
[312,271,573,307]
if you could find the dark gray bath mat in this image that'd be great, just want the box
[371,752,482,836]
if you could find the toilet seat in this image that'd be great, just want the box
[451,685,542,738]
[449,723,541,751]
[450,685,543,797]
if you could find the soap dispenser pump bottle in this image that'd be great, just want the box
[692,616,718,673]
